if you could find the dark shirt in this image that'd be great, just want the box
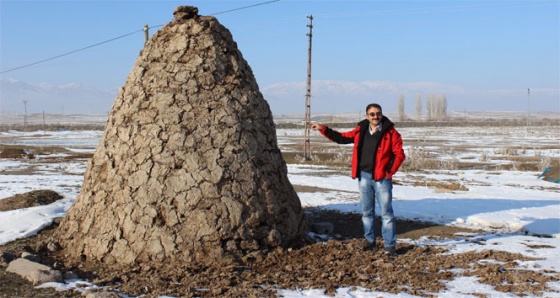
[359,128,382,174]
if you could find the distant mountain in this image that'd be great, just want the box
[0,78,117,114]
[1,78,557,115]
[261,80,559,116]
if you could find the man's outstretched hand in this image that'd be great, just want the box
[310,122,323,131]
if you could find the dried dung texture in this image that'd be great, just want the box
[54,6,307,269]
[1,210,558,297]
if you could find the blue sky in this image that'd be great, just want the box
[1,0,559,114]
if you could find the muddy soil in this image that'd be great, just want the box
[0,208,557,298]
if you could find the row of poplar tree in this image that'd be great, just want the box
[397,94,447,121]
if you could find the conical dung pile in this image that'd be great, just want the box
[54,6,307,268]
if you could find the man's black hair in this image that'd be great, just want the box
[366,103,382,113]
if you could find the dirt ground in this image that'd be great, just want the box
[0,206,557,298]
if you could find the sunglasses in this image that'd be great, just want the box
[367,112,382,117]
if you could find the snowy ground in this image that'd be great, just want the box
[0,122,559,297]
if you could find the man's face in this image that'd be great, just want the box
[366,107,382,126]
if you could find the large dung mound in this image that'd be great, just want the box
[54,5,307,269]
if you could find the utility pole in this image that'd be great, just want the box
[304,15,313,161]
[144,24,149,44]
[527,88,530,132]
[22,99,28,127]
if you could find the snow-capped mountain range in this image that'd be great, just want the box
[1,78,557,116]
[262,80,558,116]
[1,78,117,114]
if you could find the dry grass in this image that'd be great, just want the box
[2,119,558,176]
[0,145,92,176]
[411,179,469,192]
[284,142,555,173]
[0,123,104,132]
[0,144,81,158]
[280,123,558,173]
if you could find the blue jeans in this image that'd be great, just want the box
[358,171,396,247]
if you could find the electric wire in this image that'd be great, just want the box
[0,30,142,74]
[0,0,280,74]
[1,0,549,74]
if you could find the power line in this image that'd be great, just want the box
[0,0,280,74]
[212,0,279,16]
[0,30,142,74]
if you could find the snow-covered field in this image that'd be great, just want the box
[1,117,559,297]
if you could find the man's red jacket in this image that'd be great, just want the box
[319,117,406,180]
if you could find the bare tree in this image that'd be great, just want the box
[434,95,442,120]
[397,94,405,121]
[434,94,447,120]
[426,95,433,121]
[415,94,422,121]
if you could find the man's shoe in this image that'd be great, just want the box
[383,246,397,255]
[359,239,376,251]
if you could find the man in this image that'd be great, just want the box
[311,103,405,255]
